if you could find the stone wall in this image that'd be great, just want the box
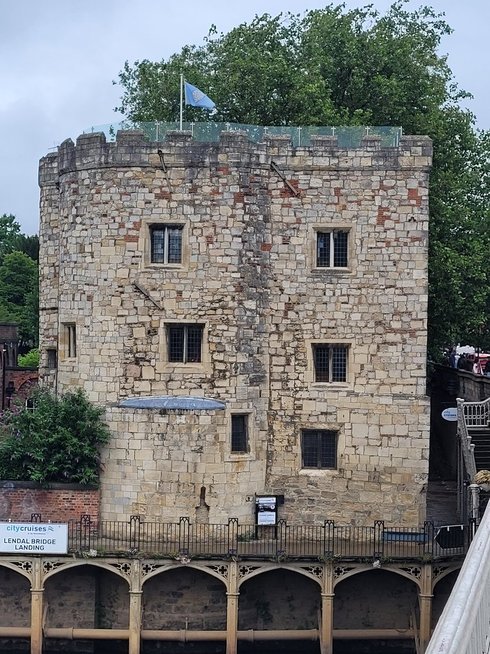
[39,129,431,527]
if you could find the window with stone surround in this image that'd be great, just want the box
[231,414,249,453]
[150,224,183,264]
[46,348,58,369]
[61,323,77,359]
[166,324,204,363]
[316,230,349,268]
[313,344,348,382]
[301,429,337,469]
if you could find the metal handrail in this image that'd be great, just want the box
[425,499,490,654]
[457,398,477,480]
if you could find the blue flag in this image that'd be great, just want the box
[184,81,216,110]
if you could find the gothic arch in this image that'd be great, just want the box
[333,564,422,591]
[432,563,463,591]
[0,560,32,583]
[42,560,131,586]
[238,562,323,589]
[142,561,228,588]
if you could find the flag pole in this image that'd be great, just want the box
[179,74,183,131]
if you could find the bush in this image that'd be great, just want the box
[18,348,39,368]
[0,388,110,485]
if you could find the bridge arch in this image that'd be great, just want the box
[0,560,32,583]
[238,563,323,589]
[43,560,130,586]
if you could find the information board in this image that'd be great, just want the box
[255,496,277,526]
[0,523,68,554]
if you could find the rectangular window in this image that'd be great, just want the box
[316,230,348,267]
[63,323,77,358]
[302,429,337,469]
[46,348,58,369]
[150,225,183,264]
[313,344,348,382]
[166,324,204,363]
[231,414,249,453]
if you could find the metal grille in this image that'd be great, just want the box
[313,345,348,382]
[167,324,203,363]
[333,231,348,266]
[231,415,248,453]
[316,232,330,267]
[150,225,183,264]
[302,430,337,468]
[316,231,348,267]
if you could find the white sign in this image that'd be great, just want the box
[256,496,277,526]
[441,407,458,422]
[0,523,68,554]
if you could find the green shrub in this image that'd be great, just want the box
[0,388,110,485]
[18,348,39,368]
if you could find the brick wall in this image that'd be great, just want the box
[0,484,99,522]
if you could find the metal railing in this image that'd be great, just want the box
[462,397,490,428]
[425,500,490,654]
[83,122,403,148]
[3,516,471,561]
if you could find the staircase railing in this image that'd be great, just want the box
[462,397,490,428]
[425,499,490,654]
[457,398,477,481]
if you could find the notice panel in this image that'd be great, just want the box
[0,523,68,554]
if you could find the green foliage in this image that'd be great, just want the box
[116,2,490,356]
[0,214,38,264]
[0,389,110,485]
[0,251,39,347]
[17,348,40,368]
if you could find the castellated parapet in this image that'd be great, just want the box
[39,128,432,526]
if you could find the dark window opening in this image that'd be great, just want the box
[150,225,183,264]
[302,429,337,469]
[167,324,204,363]
[316,230,348,267]
[313,344,348,382]
[231,414,249,453]
[46,349,58,369]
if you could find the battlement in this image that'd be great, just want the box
[39,127,432,186]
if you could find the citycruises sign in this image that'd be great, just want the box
[0,523,68,554]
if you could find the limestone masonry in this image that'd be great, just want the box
[39,128,432,526]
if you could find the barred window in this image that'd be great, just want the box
[316,230,348,268]
[166,324,204,363]
[313,344,348,382]
[231,414,249,453]
[302,429,337,469]
[150,225,183,264]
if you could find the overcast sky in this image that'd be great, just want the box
[1,0,488,235]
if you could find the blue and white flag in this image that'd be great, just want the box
[184,81,216,110]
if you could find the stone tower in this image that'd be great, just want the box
[39,128,431,525]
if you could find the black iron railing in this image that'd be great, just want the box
[13,516,473,562]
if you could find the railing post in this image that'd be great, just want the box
[276,519,288,559]
[373,520,384,560]
[469,484,481,525]
[129,515,141,552]
[424,521,434,559]
[227,518,238,558]
[179,517,190,556]
[323,520,335,558]
[80,514,92,551]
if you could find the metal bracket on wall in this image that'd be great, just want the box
[270,160,301,196]
[133,281,162,310]
[157,149,172,192]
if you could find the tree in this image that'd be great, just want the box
[0,251,39,347]
[116,2,490,357]
[0,388,110,485]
